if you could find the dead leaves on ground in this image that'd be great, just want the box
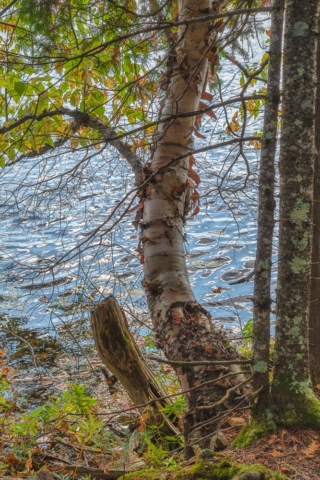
[266,429,320,460]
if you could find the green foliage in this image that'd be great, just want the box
[0,376,10,410]
[160,395,186,420]
[1,382,115,467]
[19,0,56,34]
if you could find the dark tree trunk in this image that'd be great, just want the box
[252,0,284,416]
[309,27,320,386]
[271,0,320,418]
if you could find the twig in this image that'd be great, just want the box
[196,373,254,410]
[147,355,252,366]
[0,328,41,378]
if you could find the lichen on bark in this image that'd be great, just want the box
[271,0,320,416]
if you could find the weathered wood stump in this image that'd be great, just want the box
[91,295,180,436]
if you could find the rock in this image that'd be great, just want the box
[228,416,246,427]
[209,431,229,451]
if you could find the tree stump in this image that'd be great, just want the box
[91,295,180,436]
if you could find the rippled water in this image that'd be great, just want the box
[0,25,274,340]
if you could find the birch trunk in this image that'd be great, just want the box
[271,0,320,419]
[309,28,320,385]
[140,0,245,453]
[251,0,284,415]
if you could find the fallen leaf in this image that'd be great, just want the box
[270,450,285,458]
[228,417,245,427]
[279,467,292,474]
[280,429,287,445]
[213,287,222,293]
[204,347,213,354]
[7,453,19,466]
[25,457,32,471]
[268,434,277,444]
[302,440,320,457]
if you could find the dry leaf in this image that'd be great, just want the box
[270,450,285,458]
[302,440,320,457]
[228,417,245,427]
[268,434,277,444]
[194,130,206,139]
[201,91,213,101]
[25,457,32,471]
[127,202,143,214]
[191,206,200,216]
[198,100,217,120]
[188,167,201,186]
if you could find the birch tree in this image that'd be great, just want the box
[0,0,271,452]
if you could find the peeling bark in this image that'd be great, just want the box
[309,27,320,385]
[140,0,246,453]
[251,0,284,415]
[272,0,320,409]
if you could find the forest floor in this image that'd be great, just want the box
[218,418,320,479]
[1,324,320,479]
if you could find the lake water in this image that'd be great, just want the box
[0,22,274,344]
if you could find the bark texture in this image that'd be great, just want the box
[251,0,284,414]
[309,29,320,385]
[91,296,179,436]
[272,0,320,410]
[140,0,246,452]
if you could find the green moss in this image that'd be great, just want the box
[233,419,276,448]
[274,390,320,428]
[119,459,289,480]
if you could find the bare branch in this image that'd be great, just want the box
[147,355,252,366]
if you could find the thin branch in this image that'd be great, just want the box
[4,8,272,63]
[0,0,18,18]
[147,354,252,366]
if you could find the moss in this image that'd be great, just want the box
[274,390,320,428]
[119,460,289,480]
[233,419,276,448]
